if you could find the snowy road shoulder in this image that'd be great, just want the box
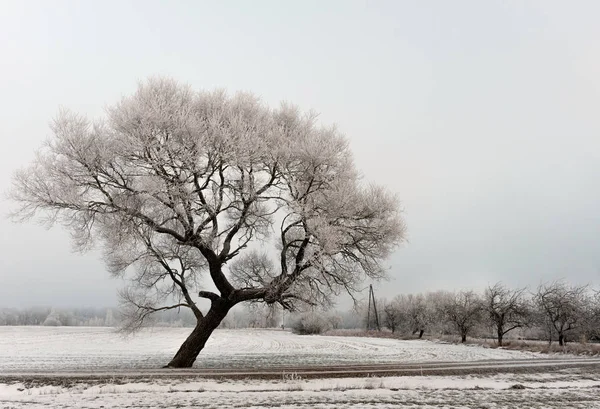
[2,368,600,409]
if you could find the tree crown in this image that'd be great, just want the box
[11,78,406,328]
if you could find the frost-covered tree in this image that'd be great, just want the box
[587,290,600,341]
[443,290,483,343]
[42,308,62,326]
[534,281,589,346]
[382,299,402,333]
[10,78,406,368]
[404,293,436,338]
[104,309,116,327]
[290,311,331,335]
[484,283,530,346]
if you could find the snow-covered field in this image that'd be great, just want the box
[1,327,599,408]
[0,326,547,372]
[2,370,600,408]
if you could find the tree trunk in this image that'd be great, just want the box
[418,329,424,339]
[497,326,504,347]
[558,333,564,346]
[166,299,232,368]
[461,333,467,343]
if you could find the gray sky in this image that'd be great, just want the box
[1,0,599,308]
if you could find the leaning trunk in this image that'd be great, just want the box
[166,299,232,368]
[418,329,424,339]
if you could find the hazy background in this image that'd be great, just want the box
[1,0,599,308]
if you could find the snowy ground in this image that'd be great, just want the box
[1,369,600,408]
[1,327,598,408]
[0,327,547,372]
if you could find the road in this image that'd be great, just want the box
[3,357,600,383]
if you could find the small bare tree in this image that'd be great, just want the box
[10,78,406,368]
[484,283,530,346]
[383,299,402,333]
[587,290,600,341]
[443,290,483,343]
[534,281,589,346]
[407,293,436,338]
[425,290,454,335]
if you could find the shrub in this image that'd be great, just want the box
[291,313,331,335]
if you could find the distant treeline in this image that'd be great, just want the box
[0,307,118,327]
[0,307,198,328]
[369,281,600,346]
[0,303,359,330]
[5,281,595,348]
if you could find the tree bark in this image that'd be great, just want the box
[166,298,232,368]
[497,326,504,347]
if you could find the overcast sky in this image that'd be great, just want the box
[1,0,599,308]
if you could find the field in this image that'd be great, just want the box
[1,327,600,408]
[0,327,549,372]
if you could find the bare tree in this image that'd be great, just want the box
[587,290,600,341]
[443,290,483,343]
[406,293,435,338]
[392,293,437,338]
[534,281,589,346]
[484,283,530,346]
[10,78,406,368]
[424,290,454,335]
[383,300,402,333]
[326,313,343,330]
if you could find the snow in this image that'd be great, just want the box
[0,327,598,408]
[0,327,546,372]
[1,373,600,408]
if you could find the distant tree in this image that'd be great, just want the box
[339,307,364,329]
[104,309,116,327]
[405,294,435,338]
[443,290,483,343]
[0,309,18,326]
[42,308,62,326]
[382,299,402,333]
[424,290,454,335]
[483,283,530,346]
[390,293,436,338]
[534,281,589,346]
[587,290,600,341]
[326,313,343,330]
[265,304,280,328]
[291,312,331,335]
[243,303,278,328]
[10,78,405,368]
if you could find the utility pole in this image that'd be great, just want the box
[367,286,372,330]
[366,284,381,331]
